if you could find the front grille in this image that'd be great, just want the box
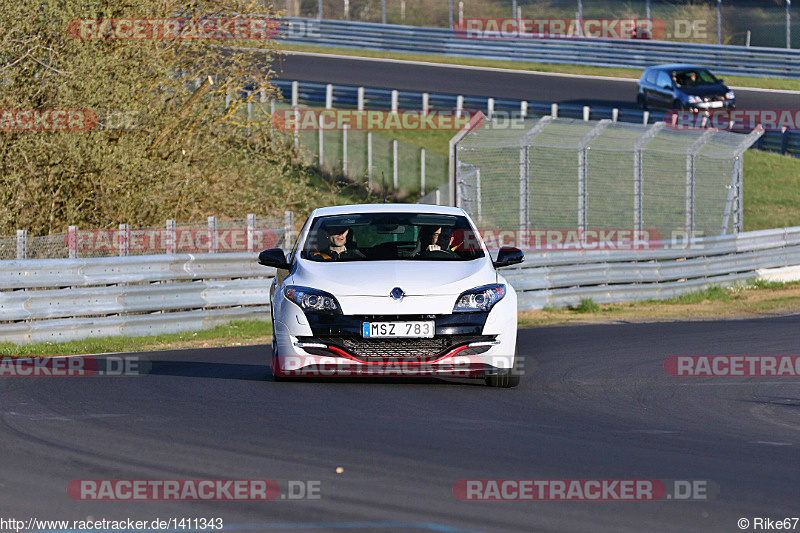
[299,334,496,359]
[341,337,446,357]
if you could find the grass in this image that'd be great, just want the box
[743,149,800,231]
[3,281,800,354]
[273,43,800,92]
[0,320,272,357]
[518,280,800,327]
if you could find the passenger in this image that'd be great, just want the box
[312,225,365,261]
[415,226,458,258]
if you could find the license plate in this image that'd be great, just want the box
[708,101,723,108]
[362,321,435,338]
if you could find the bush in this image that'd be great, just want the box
[0,0,328,236]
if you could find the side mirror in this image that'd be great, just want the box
[258,248,290,270]
[493,247,524,268]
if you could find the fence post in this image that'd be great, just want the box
[68,225,78,259]
[166,219,176,254]
[357,86,365,110]
[487,98,495,120]
[577,120,611,234]
[456,95,464,119]
[284,211,295,249]
[521,101,528,119]
[325,83,333,109]
[583,106,590,121]
[16,229,26,260]
[208,216,217,253]
[294,106,299,150]
[291,81,298,107]
[633,123,664,232]
[420,148,426,195]
[260,88,267,103]
[367,131,373,189]
[643,111,650,125]
[476,168,482,225]
[270,99,275,117]
[551,103,558,118]
[342,123,349,175]
[612,108,619,122]
[393,139,399,189]
[119,223,129,257]
[246,91,253,136]
[318,127,324,167]
[422,92,429,115]
[247,214,256,252]
[391,90,398,113]
[435,189,441,205]
[318,0,323,19]
[686,129,716,237]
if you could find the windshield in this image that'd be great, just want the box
[300,213,485,262]
[671,69,719,88]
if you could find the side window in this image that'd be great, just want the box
[657,71,673,88]
[645,69,658,85]
[287,216,310,264]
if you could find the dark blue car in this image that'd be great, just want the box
[637,64,735,111]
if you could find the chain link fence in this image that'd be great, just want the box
[453,117,764,239]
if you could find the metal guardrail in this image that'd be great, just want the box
[2,227,800,344]
[501,226,800,309]
[273,80,800,158]
[279,18,800,79]
[0,253,275,344]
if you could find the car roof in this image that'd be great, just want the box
[310,203,466,217]
[646,64,710,72]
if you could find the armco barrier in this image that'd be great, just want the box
[272,80,800,158]
[279,18,800,79]
[501,226,800,309]
[0,253,275,344]
[2,227,800,344]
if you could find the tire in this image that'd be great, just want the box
[270,323,289,382]
[485,348,521,388]
[637,93,648,110]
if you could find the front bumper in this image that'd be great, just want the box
[687,100,735,111]
[272,311,517,378]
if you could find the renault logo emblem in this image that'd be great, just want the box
[390,287,405,301]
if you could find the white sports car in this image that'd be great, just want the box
[258,204,524,387]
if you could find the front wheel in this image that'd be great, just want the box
[270,330,289,382]
[637,93,648,110]
[485,349,521,388]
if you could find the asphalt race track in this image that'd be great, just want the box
[271,52,800,111]
[3,316,800,532]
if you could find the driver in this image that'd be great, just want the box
[312,225,365,261]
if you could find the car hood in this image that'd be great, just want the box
[678,84,728,97]
[291,259,496,297]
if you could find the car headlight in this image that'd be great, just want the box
[284,285,342,314]
[686,95,703,104]
[453,284,506,313]
[725,90,735,100]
